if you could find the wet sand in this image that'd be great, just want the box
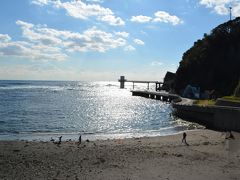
[1,129,240,180]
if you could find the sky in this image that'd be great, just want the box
[0,0,239,81]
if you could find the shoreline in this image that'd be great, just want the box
[0,124,203,142]
[1,129,240,179]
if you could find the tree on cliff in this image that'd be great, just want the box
[174,17,240,96]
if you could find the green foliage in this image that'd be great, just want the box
[222,96,240,102]
[174,17,240,96]
[193,100,216,106]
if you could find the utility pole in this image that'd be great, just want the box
[229,7,232,21]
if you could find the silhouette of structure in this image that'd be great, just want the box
[118,76,163,91]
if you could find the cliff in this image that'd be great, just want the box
[174,17,240,96]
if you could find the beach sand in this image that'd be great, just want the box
[1,129,240,180]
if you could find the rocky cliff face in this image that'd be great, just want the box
[174,17,240,96]
[162,71,176,92]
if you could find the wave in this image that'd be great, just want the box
[0,130,20,134]
[0,82,31,86]
[0,81,121,92]
[0,83,99,91]
[105,84,118,87]
[0,84,86,91]
[0,85,65,91]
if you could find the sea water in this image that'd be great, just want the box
[0,80,198,141]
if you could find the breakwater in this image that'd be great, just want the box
[172,103,240,132]
[130,90,240,132]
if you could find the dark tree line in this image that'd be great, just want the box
[174,17,240,96]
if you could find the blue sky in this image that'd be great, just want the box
[0,0,239,81]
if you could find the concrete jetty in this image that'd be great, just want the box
[172,102,240,132]
[131,90,181,102]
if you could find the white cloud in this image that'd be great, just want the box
[85,0,104,3]
[130,15,152,23]
[99,15,125,26]
[17,20,126,52]
[151,61,163,66]
[115,31,129,38]
[31,0,51,6]
[0,39,67,61]
[233,3,240,16]
[214,4,229,14]
[199,0,240,17]
[140,30,148,36]
[153,11,183,25]
[0,20,128,61]
[69,26,126,52]
[0,34,11,42]
[16,20,62,46]
[0,37,67,61]
[130,11,183,25]
[200,0,230,7]
[199,0,231,15]
[134,39,145,45]
[32,0,125,26]
[124,45,136,51]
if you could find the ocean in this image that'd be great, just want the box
[0,80,198,141]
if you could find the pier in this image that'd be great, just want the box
[118,76,179,102]
[118,76,163,91]
[131,90,181,103]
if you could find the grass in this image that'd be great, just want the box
[221,96,240,103]
[194,99,216,106]
[194,96,240,106]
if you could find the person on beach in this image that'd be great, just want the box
[182,132,189,146]
[58,136,62,145]
[78,134,82,144]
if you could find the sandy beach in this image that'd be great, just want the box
[1,129,240,180]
